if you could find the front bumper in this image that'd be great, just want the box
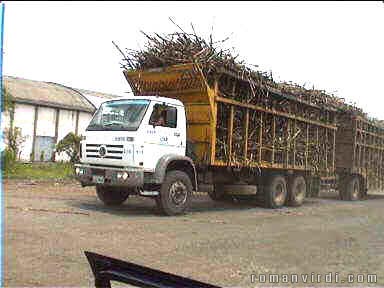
[74,164,144,187]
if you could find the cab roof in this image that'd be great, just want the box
[101,95,184,107]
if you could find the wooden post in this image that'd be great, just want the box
[272,115,276,164]
[259,112,263,163]
[325,128,328,174]
[333,129,336,174]
[286,119,290,168]
[380,138,383,190]
[362,122,366,175]
[353,118,357,167]
[305,124,309,169]
[244,108,249,161]
[210,79,219,164]
[31,106,39,162]
[228,105,234,163]
[293,120,297,168]
[316,126,319,172]
[374,133,380,189]
[359,121,362,169]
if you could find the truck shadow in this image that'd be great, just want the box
[319,190,384,200]
[68,193,384,217]
[68,198,160,217]
[67,195,319,217]
[68,195,274,217]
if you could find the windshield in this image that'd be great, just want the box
[86,99,150,131]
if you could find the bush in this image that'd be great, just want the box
[3,161,74,180]
[56,132,82,164]
[1,148,16,174]
[4,126,26,160]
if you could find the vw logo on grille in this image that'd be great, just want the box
[99,145,107,158]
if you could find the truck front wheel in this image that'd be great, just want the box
[96,185,130,206]
[156,170,192,216]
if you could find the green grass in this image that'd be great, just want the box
[3,162,75,180]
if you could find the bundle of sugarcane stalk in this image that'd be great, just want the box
[120,24,362,115]
[118,22,382,168]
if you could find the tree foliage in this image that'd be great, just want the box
[2,87,14,112]
[4,126,27,158]
[56,132,82,164]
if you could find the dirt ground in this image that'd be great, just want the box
[4,179,384,287]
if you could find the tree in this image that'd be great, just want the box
[4,126,27,159]
[56,132,82,164]
[2,87,14,112]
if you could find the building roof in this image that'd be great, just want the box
[72,88,122,109]
[3,76,120,113]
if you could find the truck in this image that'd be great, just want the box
[75,63,384,215]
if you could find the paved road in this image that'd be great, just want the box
[4,180,384,287]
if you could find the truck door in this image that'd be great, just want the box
[144,103,185,170]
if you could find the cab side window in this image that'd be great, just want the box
[149,104,177,128]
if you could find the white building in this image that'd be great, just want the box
[2,76,120,162]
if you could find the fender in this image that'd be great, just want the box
[153,154,198,190]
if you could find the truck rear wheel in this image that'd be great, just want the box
[340,176,361,201]
[96,185,130,206]
[287,176,306,207]
[156,170,192,216]
[259,175,287,209]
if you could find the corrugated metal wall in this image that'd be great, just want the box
[3,103,93,162]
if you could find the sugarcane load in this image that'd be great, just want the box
[74,26,384,215]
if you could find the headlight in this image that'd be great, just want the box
[75,167,80,175]
[117,171,129,181]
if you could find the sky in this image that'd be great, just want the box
[3,1,384,119]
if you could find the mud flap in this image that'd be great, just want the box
[85,251,221,288]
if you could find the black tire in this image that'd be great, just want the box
[156,170,192,216]
[259,175,287,209]
[340,176,361,201]
[287,176,306,207]
[96,185,130,206]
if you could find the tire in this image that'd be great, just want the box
[156,170,192,216]
[96,185,130,206]
[340,176,361,201]
[287,176,306,207]
[259,175,287,209]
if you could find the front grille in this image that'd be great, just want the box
[91,168,105,176]
[86,144,124,160]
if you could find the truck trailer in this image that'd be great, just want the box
[75,63,384,215]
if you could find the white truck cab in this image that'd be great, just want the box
[75,96,197,215]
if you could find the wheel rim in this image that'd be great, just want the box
[169,181,188,206]
[295,181,306,202]
[274,182,286,206]
[352,180,359,199]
